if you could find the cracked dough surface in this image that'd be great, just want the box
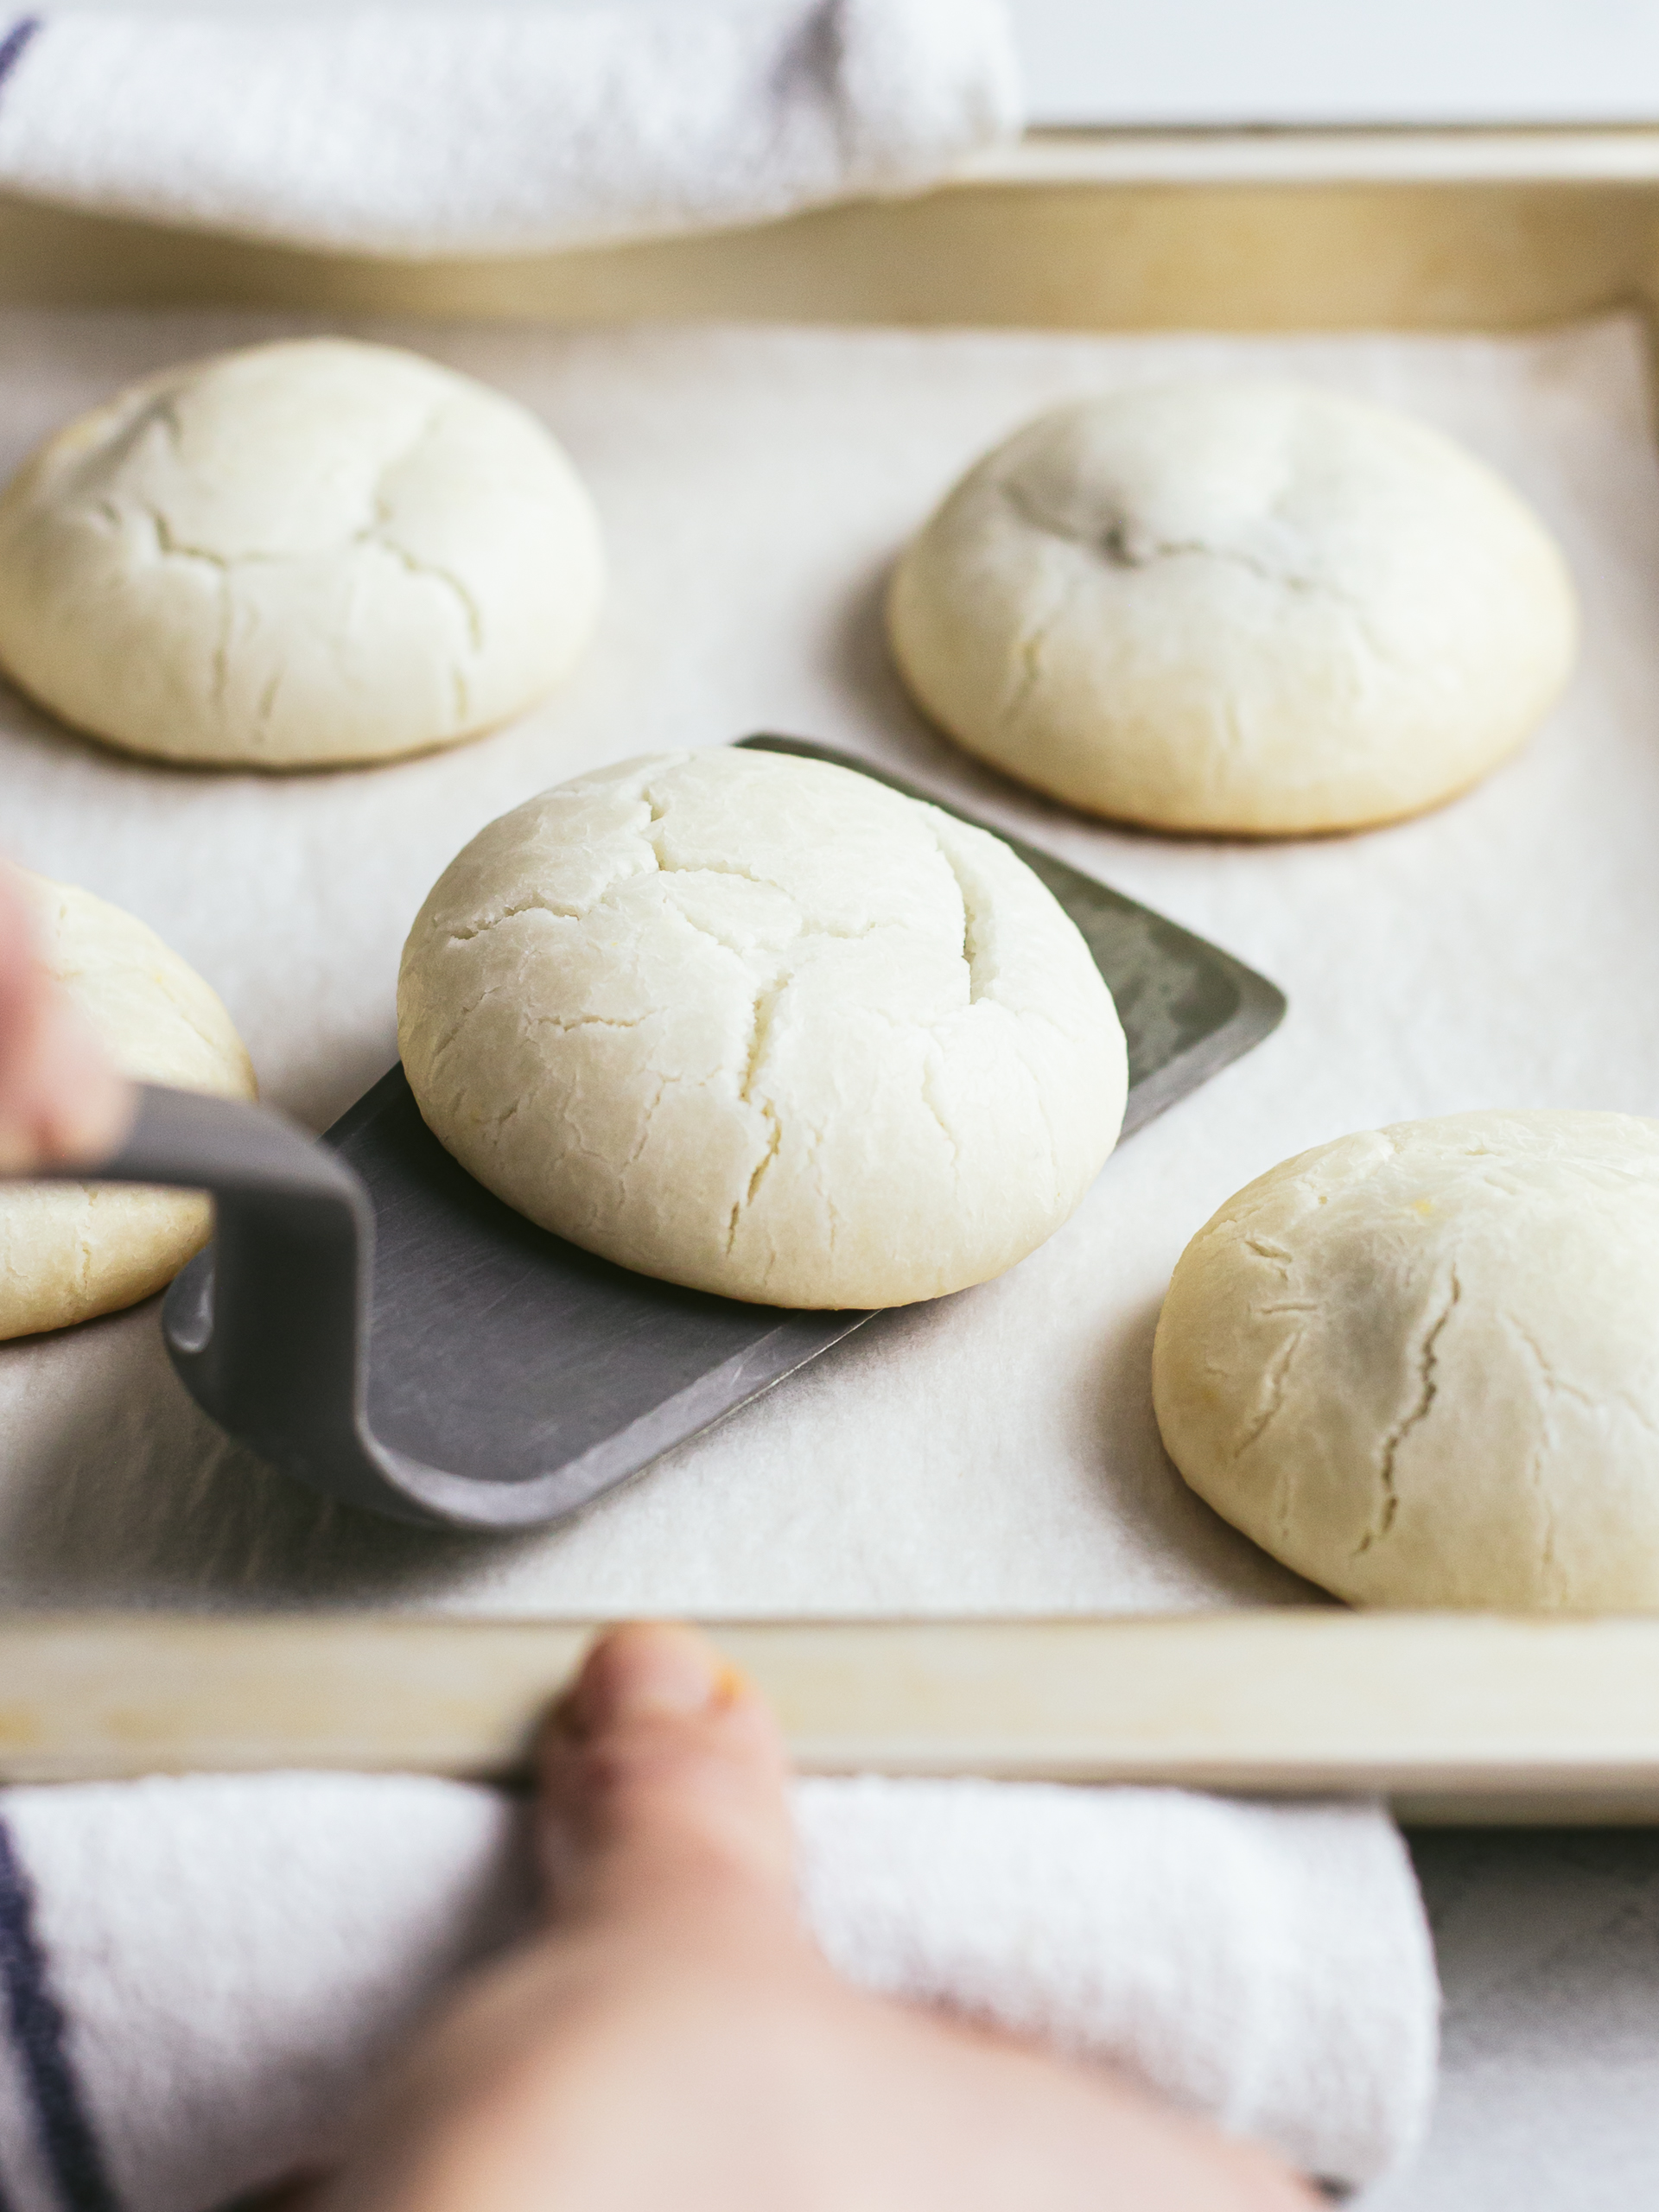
[887,380,1579,835]
[2,874,256,1341]
[398,747,1128,1309]
[1152,1110,1659,1610]
[0,336,604,768]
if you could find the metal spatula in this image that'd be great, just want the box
[41,738,1286,1530]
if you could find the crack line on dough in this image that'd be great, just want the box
[919,1052,961,1167]
[798,1116,841,1260]
[1503,1313,1659,1440]
[425,976,512,1066]
[619,1071,683,1179]
[1243,1236,1295,1268]
[446,893,584,943]
[360,520,486,673]
[1000,480,1399,663]
[1006,480,1329,602]
[727,982,786,1250]
[1231,1327,1305,1462]
[531,1012,646,1035]
[352,405,486,672]
[645,844,883,938]
[131,397,486,715]
[1356,1268,1461,1558]
[1507,1316,1596,1408]
[926,832,991,1006]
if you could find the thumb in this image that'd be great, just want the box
[537,1624,798,1936]
[0,869,130,1173]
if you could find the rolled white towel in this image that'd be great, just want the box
[0,0,1024,258]
[796,1777,1439,2191]
[0,1771,1436,2210]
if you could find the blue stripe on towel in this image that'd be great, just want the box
[0,1821,119,2212]
[0,17,39,100]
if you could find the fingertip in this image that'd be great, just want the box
[556,1623,728,1743]
[535,1624,794,1926]
[537,1624,778,1795]
[0,867,128,1175]
[0,863,34,955]
[37,1002,132,1166]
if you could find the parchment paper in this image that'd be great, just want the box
[1,307,1654,1616]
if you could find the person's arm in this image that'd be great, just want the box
[0,866,129,1173]
[277,1624,1313,2212]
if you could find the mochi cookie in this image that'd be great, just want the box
[2,875,257,1340]
[398,748,1128,1309]
[1153,1111,1659,1611]
[888,382,1579,836]
[0,337,605,768]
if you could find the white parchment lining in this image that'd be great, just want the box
[0,308,1654,1617]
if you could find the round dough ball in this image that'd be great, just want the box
[398,747,1128,1308]
[0,337,605,768]
[2,875,257,1340]
[1152,1110,1659,1611]
[888,381,1579,836]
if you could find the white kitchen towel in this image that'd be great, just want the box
[0,0,1022,258]
[0,1772,1436,2209]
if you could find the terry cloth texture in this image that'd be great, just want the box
[0,1772,1436,2209]
[0,0,1023,257]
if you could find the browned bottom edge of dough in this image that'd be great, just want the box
[0,660,556,779]
[893,686,1529,846]
[0,1224,209,1345]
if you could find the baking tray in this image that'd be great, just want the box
[6,130,1659,1817]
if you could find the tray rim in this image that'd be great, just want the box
[3,1611,1659,1824]
[7,120,1659,336]
[976,121,1659,188]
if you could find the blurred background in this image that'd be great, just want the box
[29,0,1659,129]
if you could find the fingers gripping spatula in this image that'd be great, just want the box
[32,739,1286,1531]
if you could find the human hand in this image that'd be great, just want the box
[0,865,129,1173]
[289,1624,1315,2212]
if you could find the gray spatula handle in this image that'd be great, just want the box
[36,1084,396,1516]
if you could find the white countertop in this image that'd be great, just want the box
[1373,1828,1659,2209]
[1010,0,1659,129]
